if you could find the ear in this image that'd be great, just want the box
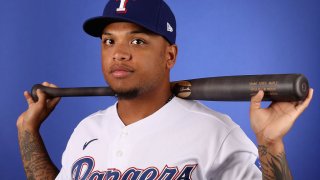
[166,44,178,69]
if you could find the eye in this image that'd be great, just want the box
[103,38,114,45]
[131,39,145,45]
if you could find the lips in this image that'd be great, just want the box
[109,65,134,78]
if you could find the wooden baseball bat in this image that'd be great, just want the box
[31,74,309,102]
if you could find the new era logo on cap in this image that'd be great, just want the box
[167,22,173,32]
[83,0,176,44]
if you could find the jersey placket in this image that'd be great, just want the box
[112,126,130,168]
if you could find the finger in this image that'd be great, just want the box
[24,91,34,106]
[296,88,313,113]
[48,83,58,88]
[37,89,48,105]
[250,90,264,110]
[42,81,50,86]
[46,83,60,109]
[48,97,61,110]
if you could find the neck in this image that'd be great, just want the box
[116,82,172,126]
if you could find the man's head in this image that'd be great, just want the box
[83,0,178,99]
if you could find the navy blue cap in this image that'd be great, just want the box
[83,0,176,44]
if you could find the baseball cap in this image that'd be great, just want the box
[83,0,176,44]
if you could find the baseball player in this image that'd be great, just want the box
[17,0,313,179]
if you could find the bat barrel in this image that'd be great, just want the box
[172,74,309,101]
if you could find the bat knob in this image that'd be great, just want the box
[31,84,44,102]
[295,75,309,101]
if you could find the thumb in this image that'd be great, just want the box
[24,91,35,106]
[250,90,264,111]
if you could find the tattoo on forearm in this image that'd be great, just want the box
[18,130,58,180]
[20,131,42,161]
[258,145,292,180]
[258,145,267,156]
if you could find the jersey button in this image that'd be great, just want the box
[121,129,128,137]
[116,150,123,157]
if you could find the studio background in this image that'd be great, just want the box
[1,0,319,179]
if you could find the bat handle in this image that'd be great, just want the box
[31,84,54,101]
[31,84,115,102]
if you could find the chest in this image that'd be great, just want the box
[68,125,214,179]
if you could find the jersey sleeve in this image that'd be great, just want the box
[55,165,70,180]
[208,126,262,180]
[55,121,85,180]
[55,128,76,180]
[55,141,72,179]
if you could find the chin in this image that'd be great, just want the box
[111,87,140,100]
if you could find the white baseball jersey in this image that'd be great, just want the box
[56,97,261,180]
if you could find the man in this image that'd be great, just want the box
[17,0,313,179]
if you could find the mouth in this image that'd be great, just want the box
[109,65,134,79]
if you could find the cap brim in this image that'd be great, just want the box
[83,17,120,37]
[83,16,147,38]
[83,16,173,44]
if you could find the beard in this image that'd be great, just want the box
[111,87,140,100]
[106,71,165,100]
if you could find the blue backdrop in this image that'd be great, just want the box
[1,0,319,179]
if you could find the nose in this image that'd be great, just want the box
[113,43,132,61]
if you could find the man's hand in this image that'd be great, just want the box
[250,88,313,144]
[250,88,313,180]
[17,82,61,179]
[17,82,60,132]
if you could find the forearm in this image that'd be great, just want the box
[257,140,292,180]
[18,128,59,179]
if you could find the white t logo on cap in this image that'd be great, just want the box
[116,0,128,13]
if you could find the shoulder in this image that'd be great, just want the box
[165,97,247,150]
[73,103,117,132]
[170,98,258,159]
[173,97,239,131]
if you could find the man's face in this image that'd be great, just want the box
[101,22,176,99]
